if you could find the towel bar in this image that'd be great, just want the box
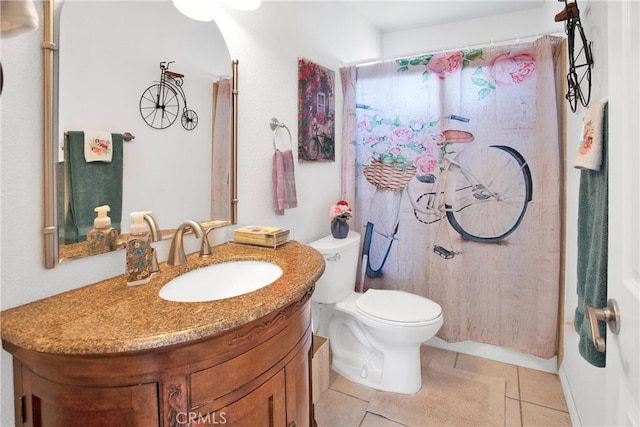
[122,132,135,142]
[64,131,135,142]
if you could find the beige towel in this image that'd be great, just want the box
[574,99,607,171]
[1,0,39,38]
[84,130,113,162]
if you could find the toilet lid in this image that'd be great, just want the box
[355,289,442,323]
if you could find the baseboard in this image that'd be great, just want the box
[558,365,582,426]
[426,337,558,374]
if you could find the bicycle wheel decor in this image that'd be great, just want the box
[363,159,417,192]
[139,84,180,130]
[181,109,198,131]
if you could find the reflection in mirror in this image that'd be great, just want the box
[48,1,237,264]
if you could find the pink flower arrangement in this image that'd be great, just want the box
[330,200,352,222]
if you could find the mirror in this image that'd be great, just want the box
[44,0,237,265]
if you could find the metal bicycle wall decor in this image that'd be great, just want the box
[139,61,198,130]
[555,0,593,112]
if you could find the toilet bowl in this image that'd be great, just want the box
[308,231,443,394]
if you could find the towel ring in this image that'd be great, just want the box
[270,118,292,151]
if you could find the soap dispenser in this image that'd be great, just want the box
[87,205,118,255]
[126,211,153,286]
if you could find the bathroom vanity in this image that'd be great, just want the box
[1,241,324,427]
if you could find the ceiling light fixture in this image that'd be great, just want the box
[1,0,39,38]
[172,0,261,22]
[222,0,261,11]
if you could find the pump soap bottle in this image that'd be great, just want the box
[126,212,153,286]
[87,205,118,255]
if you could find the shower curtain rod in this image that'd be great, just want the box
[343,31,566,67]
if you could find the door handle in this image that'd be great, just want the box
[586,299,620,352]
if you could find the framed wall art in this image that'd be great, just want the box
[298,57,335,162]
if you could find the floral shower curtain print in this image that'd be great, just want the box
[298,58,335,162]
[348,36,563,358]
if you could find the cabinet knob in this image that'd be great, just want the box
[288,422,297,427]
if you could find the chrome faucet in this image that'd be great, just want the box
[167,220,205,266]
[143,212,161,273]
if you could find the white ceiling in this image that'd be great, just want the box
[349,1,549,33]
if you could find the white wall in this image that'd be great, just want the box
[382,4,562,58]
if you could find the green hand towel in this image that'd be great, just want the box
[64,131,123,243]
[574,103,608,368]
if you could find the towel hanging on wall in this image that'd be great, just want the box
[271,119,297,215]
[64,131,123,243]
[574,99,607,171]
[574,102,608,367]
[273,149,298,215]
[84,129,114,162]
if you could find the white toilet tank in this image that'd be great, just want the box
[308,231,361,304]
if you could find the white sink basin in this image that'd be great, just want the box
[159,260,283,302]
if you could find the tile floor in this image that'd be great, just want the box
[315,345,572,427]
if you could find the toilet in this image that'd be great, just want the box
[308,231,443,394]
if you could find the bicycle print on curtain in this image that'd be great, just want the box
[348,36,563,358]
[298,58,335,162]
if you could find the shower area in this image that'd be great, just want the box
[341,35,565,360]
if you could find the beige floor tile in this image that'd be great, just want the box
[455,353,519,400]
[519,367,568,412]
[506,397,523,427]
[420,344,458,368]
[359,412,408,427]
[316,389,369,427]
[521,401,572,427]
[329,369,378,402]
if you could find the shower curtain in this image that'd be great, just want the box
[341,36,563,358]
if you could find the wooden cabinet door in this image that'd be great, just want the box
[21,366,159,427]
[285,334,312,427]
[193,370,286,427]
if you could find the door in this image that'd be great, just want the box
[194,370,287,427]
[605,1,640,425]
[21,366,160,427]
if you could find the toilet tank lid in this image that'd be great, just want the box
[307,231,361,253]
[356,289,442,323]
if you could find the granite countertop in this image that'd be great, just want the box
[0,241,325,355]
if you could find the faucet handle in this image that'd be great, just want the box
[199,227,216,258]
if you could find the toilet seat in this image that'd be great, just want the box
[355,289,442,326]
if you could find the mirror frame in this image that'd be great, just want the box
[42,0,238,268]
